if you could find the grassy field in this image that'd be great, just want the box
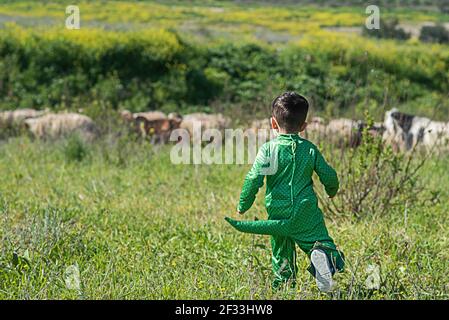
[0,135,447,299]
[1,1,447,33]
[0,0,448,300]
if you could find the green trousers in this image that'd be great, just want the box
[269,236,344,289]
[226,199,345,289]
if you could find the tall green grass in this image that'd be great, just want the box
[0,136,447,299]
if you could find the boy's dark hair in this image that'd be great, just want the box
[272,91,309,133]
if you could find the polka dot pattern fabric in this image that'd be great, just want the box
[225,133,344,288]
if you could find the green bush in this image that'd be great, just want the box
[362,18,411,41]
[318,114,431,219]
[0,26,447,120]
[419,24,449,44]
[63,134,90,162]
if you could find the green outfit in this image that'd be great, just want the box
[225,133,344,289]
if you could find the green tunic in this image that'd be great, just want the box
[225,133,344,288]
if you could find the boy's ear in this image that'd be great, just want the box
[271,117,278,130]
[299,121,308,133]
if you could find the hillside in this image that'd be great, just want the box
[0,1,447,121]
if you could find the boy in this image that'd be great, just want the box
[225,92,345,292]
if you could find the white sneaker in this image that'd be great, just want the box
[311,249,334,292]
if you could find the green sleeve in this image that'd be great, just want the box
[237,144,267,213]
[314,147,339,197]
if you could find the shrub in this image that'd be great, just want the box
[362,18,411,41]
[63,134,90,162]
[0,25,447,118]
[419,24,449,44]
[317,113,432,219]
[438,3,449,14]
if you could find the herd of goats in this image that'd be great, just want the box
[1,107,449,152]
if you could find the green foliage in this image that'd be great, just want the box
[419,24,449,44]
[439,3,449,14]
[0,0,448,300]
[318,113,430,220]
[63,134,90,162]
[362,18,411,41]
[0,24,448,119]
[0,137,447,299]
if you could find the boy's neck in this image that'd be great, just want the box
[278,129,298,135]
